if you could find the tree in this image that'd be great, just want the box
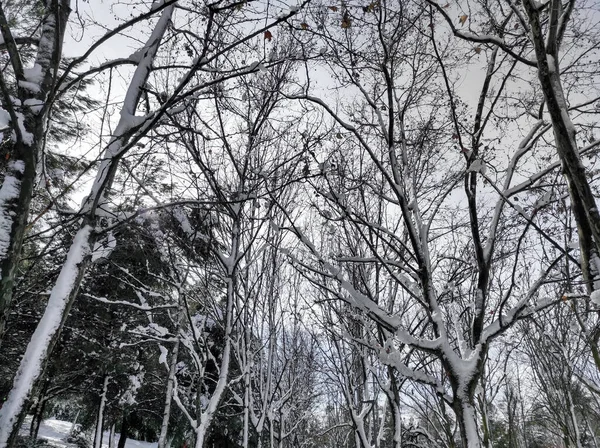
[272,1,578,446]
[427,0,600,365]
[0,0,71,343]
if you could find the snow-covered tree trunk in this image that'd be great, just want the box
[243,364,250,448]
[0,0,71,344]
[453,398,482,448]
[522,0,600,294]
[0,5,174,445]
[381,373,402,448]
[93,374,110,448]
[157,337,180,448]
[193,241,237,448]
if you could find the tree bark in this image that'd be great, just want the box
[94,375,110,448]
[109,423,116,448]
[158,338,180,448]
[453,398,482,448]
[0,5,175,446]
[523,0,600,292]
[117,413,129,448]
[29,397,47,441]
[0,0,71,345]
[29,378,50,440]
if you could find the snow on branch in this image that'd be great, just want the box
[82,293,177,311]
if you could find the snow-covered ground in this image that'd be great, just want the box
[20,417,157,448]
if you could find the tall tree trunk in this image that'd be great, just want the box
[117,413,129,448]
[94,374,110,448]
[108,423,116,448]
[523,0,600,292]
[0,0,71,345]
[29,397,47,441]
[193,271,235,448]
[158,338,180,448]
[29,378,50,439]
[386,372,402,448]
[453,398,482,448]
[0,6,175,446]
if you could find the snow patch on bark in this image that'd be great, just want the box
[0,108,10,129]
[12,112,34,144]
[0,161,25,262]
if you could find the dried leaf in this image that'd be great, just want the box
[264,30,273,41]
[4,152,9,160]
[364,1,378,12]
[328,5,338,11]
[459,14,468,25]
[300,22,309,30]
[443,2,450,7]
[474,46,481,54]
[341,12,351,28]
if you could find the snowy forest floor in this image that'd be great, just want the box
[19,417,157,448]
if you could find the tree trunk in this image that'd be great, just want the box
[242,366,250,448]
[70,409,81,436]
[386,374,402,448]
[523,0,600,292]
[109,423,116,448]
[0,6,175,446]
[29,397,47,441]
[29,378,50,440]
[0,0,71,346]
[117,413,129,448]
[94,375,110,448]
[158,338,180,448]
[453,398,482,448]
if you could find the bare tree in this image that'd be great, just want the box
[270,1,577,446]
[0,0,310,444]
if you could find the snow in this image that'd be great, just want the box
[128,47,146,64]
[534,190,552,208]
[24,64,44,84]
[158,344,168,366]
[19,417,78,446]
[0,161,25,262]
[119,368,145,406]
[0,107,10,129]
[92,231,117,262]
[591,290,600,306]
[19,416,157,448]
[13,112,34,145]
[18,80,42,93]
[24,98,45,114]
[467,159,486,174]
